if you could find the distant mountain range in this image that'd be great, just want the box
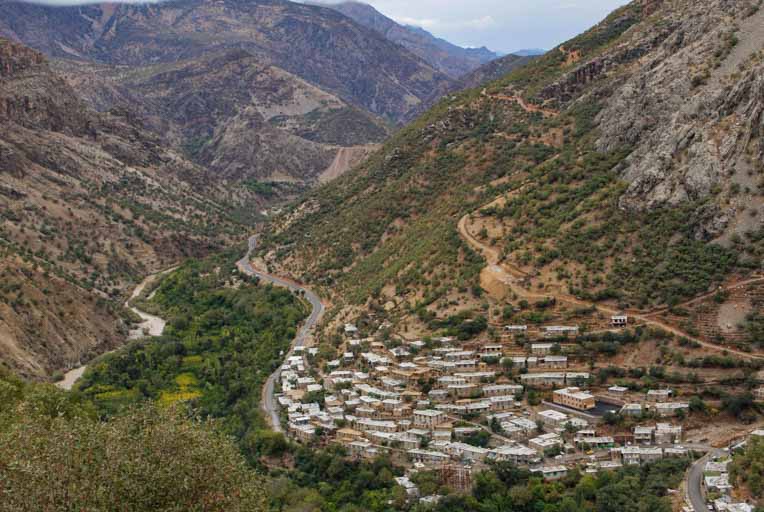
[0,0,456,189]
[314,1,499,78]
[512,48,547,56]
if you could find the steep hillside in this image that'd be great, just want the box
[53,50,389,187]
[318,1,498,78]
[260,0,763,345]
[0,38,246,379]
[404,53,535,122]
[0,0,453,123]
[455,54,536,91]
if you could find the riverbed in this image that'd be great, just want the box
[55,269,173,391]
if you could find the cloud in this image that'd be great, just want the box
[393,14,496,31]
[394,16,439,29]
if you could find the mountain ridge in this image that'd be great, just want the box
[0,0,454,122]
[315,1,499,78]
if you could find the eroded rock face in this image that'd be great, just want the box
[0,37,43,77]
[527,1,763,227]
[590,1,764,216]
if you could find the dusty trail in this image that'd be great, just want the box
[458,187,764,361]
[319,144,379,184]
[482,90,559,117]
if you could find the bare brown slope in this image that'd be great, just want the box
[317,1,497,78]
[0,38,244,379]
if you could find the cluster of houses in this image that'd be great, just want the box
[612,387,691,418]
[688,430,764,512]
[273,319,710,500]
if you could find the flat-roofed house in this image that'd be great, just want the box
[408,448,449,465]
[531,343,554,355]
[646,389,672,403]
[489,395,516,411]
[443,442,489,462]
[541,355,568,369]
[413,409,447,430]
[654,402,689,417]
[655,423,683,444]
[483,383,523,397]
[553,387,596,411]
[608,385,628,397]
[543,326,579,338]
[529,433,563,453]
[611,315,628,327]
[448,383,478,398]
[490,444,538,465]
[611,446,663,465]
[348,441,378,459]
[575,435,615,449]
[355,418,398,433]
[620,403,643,417]
[537,409,569,428]
[520,372,566,387]
[633,426,655,444]
[531,466,568,481]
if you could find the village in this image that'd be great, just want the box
[267,312,764,510]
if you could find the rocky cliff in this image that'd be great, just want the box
[53,49,389,187]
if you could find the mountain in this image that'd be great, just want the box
[0,0,454,191]
[403,52,535,122]
[52,50,389,188]
[317,1,499,78]
[260,0,764,342]
[513,48,547,56]
[0,38,247,379]
[0,0,453,123]
[454,53,536,90]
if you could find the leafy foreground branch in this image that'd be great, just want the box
[0,369,267,512]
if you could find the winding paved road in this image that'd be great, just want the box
[686,449,722,512]
[237,235,325,433]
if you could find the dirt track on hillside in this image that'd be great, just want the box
[457,187,764,361]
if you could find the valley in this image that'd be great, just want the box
[1,0,764,511]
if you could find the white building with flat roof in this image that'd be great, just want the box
[490,444,538,465]
[531,466,568,481]
[413,409,447,429]
[543,326,579,338]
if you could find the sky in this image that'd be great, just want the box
[322,0,629,54]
